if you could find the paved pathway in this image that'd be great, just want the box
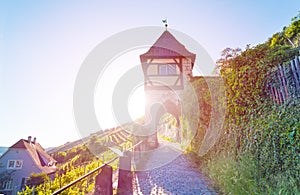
[131,142,216,195]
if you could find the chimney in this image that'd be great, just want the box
[33,137,36,144]
[28,136,32,143]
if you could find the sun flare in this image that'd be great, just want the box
[128,85,145,120]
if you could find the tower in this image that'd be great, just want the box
[139,30,196,148]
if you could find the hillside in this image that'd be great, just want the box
[48,126,131,155]
[18,124,136,194]
[194,12,300,194]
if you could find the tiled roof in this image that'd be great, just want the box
[10,139,57,174]
[140,30,196,63]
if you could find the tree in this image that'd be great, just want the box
[270,12,300,48]
[216,47,241,74]
[26,172,49,187]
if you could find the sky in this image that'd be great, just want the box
[1,0,300,148]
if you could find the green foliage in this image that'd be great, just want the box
[181,77,210,152]
[204,154,260,194]
[203,151,299,195]
[218,35,299,154]
[19,159,106,195]
[185,12,300,195]
[20,135,123,194]
[159,135,174,143]
[51,144,94,165]
[159,113,178,128]
[88,135,108,155]
[270,12,300,47]
[26,172,49,187]
[247,100,300,182]
[182,76,226,155]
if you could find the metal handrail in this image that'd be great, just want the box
[52,157,118,195]
[51,140,144,195]
[126,140,143,152]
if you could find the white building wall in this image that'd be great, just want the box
[0,149,42,194]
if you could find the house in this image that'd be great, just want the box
[0,136,57,195]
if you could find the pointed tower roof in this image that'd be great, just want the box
[140,30,196,62]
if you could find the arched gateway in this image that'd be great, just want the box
[137,30,196,149]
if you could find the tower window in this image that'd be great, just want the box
[159,64,177,75]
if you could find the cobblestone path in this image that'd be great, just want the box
[131,143,216,195]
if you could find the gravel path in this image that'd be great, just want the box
[131,143,216,195]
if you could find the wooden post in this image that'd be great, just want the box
[270,85,276,103]
[273,87,278,104]
[275,87,282,104]
[291,57,300,96]
[94,164,113,195]
[297,57,300,97]
[279,64,289,101]
[266,80,275,103]
[296,56,300,73]
[276,68,286,103]
[284,65,291,97]
[117,151,132,195]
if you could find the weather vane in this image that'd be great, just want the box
[162,18,168,29]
